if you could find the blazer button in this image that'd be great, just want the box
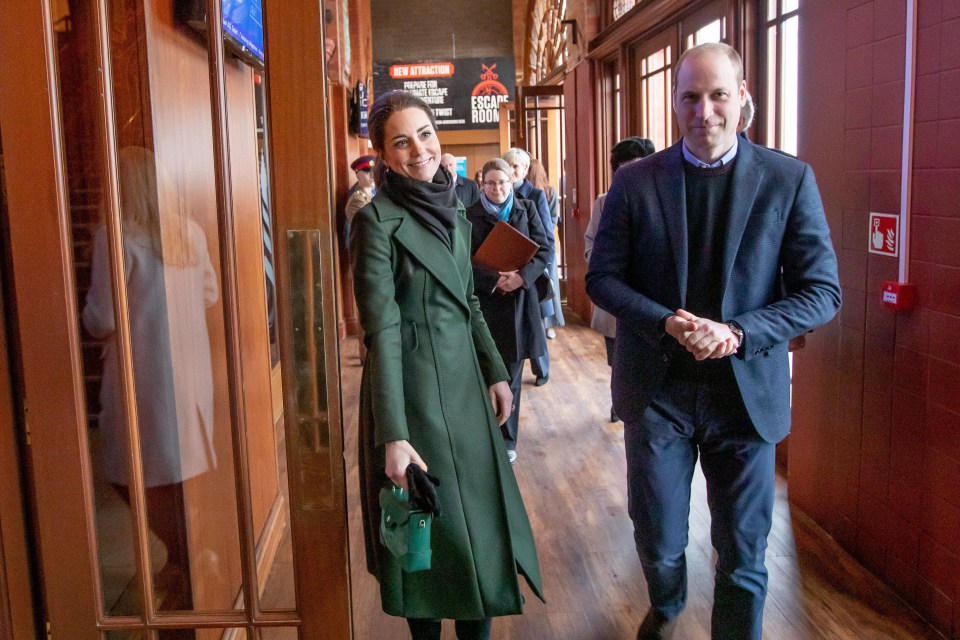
[662,354,669,363]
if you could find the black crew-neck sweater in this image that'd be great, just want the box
[668,158,737,380]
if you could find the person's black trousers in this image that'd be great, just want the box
[501,359,525,450]
[407,617,492,640]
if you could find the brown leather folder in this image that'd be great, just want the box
[472,220,538,272]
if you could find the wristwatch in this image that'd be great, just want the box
[726,322,744,350]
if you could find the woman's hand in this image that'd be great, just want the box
[384,440,427,490]
[495,270,524,293]
[488,381,514,426]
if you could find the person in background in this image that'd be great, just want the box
[441,153,481,208]
[584,136,656,424]
[466,158,550,465]
[349,90,543,640]
[502,147,554,386]
[345,154,377,234]
[527,158,565,339]
[586,43,840,639]
[345,154,377,363]
[474,169,484,190]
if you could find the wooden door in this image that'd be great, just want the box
[0,1,349,638]
[561,60,596,325]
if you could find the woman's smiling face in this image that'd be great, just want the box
[482,169,512,205]
[379,107,441,182]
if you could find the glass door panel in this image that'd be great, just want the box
[2,0,349,635]
[50,0,295,633]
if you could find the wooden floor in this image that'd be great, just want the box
[340,321,946,640]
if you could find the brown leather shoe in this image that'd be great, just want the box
[637,610,677,640]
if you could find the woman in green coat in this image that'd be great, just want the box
[349,90,544,640]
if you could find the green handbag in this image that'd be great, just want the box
[379,485,433,573]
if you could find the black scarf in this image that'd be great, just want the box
[381,165,459,250]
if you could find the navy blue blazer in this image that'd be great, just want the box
[455,175,481,209]
[586,139,841,443]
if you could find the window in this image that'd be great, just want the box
[597,60,621,189]
[613,0,637,21]
[765,0,800,154]
[686,18,724,49]
[639,44,673,154]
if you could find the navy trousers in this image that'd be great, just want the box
[624,374,775,640]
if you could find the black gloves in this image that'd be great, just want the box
[405,464,442,517]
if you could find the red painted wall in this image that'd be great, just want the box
[793,0,960,635]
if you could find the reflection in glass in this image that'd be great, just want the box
[260,628,298,640]
[288,230,334,510]
[157,630,246,640]
[58,0,302,631]
[105,630,146,640]
[84,147,219,632]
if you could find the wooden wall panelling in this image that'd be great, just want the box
[564,59,596,324]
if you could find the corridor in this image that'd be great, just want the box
[341,323,944,639]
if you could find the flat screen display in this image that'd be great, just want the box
[222,0,264,64]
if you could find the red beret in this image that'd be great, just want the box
[350,155,376,172]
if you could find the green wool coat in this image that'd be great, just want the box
[349,191,544,620]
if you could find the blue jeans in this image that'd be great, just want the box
[624,375,775,640]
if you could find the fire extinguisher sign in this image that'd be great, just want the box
[868,212,899,257]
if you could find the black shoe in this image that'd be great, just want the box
[637,610,677,640]
[610,408,620,423]
[534,373,549,386]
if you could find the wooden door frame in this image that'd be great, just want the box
[0,1,351,637]
[262,0,352,634]
[0,2,100,637]
[0,189,39,640]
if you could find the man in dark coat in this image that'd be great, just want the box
[441,153,481,208]
[586,43,840,640]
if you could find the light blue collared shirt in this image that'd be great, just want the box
[681,137,739,168]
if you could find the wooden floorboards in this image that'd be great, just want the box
[340,321,945,639]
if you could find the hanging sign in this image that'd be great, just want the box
[373,57,515,131]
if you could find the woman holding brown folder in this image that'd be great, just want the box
[466,158,551,465]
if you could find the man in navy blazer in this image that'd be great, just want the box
[586,43,840,640]
[441,153,481,208]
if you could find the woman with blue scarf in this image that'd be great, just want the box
[466,158,551,464]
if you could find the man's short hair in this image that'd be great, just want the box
[673,42,744,89]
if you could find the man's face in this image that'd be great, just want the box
[440,154,457,177]
[673,51,746,163]
[356,167,374,189]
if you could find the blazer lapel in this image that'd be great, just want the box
[720,141,764,302]
[655,143,689,307]
[389,202,471,313]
